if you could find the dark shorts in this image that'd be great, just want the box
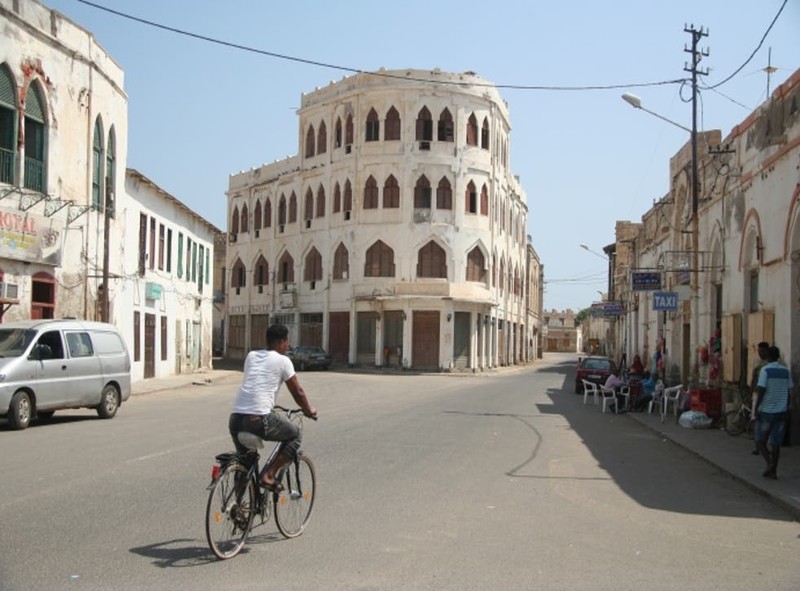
[229,412,301,458]
[754,411,787,447]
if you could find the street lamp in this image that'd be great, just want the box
[579,243,608,260]
[621,91,700,385]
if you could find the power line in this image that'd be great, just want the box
[75,0,685,92]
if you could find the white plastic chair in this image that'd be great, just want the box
[663,385,684,419]
[601,385,631,414]
[648,381,665,415]
[582,380,600,405]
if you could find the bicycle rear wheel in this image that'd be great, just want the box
[723,410,746,436]
[274,453,316,538]
[206,463,255,559]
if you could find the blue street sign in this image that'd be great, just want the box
[631,271,662,291]
[652,291,678,311]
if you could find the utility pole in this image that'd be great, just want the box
[684,24,708,385]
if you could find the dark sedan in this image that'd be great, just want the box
[575,356,618,393]
[287,346,332,371]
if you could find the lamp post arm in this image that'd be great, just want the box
[638,106,693,133]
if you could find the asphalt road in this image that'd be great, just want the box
[1,353,798,590]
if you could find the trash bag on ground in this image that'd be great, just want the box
[678,410,713,429]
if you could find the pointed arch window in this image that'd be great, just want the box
[240,204,249,233]
[481,117,490,149]
[105,127,116,218]
[278,194,287,226]
[480,184,489,216]
[365,240,395,277]
[304,247,322,282]
[364,175,379,209]
[436,177,452,210]
[384,106,401,141]
[253,199,262,230]
[23,82,46,193]
[365,108,379,142]
[304,188,314,221]
[417,241,447,278]
[438,108,454,142]
[0,66,17,185]
[466,113,478,146]
[231,205,240,234]
[231,257,246,288]
[383,174,399,208]
[333,243,349,280]
[345,114,354,145]
[344,179,353,212]
[264,198,272,228]
[278,251,295,284]
[465,181,477,213]
[288,191,297,223]
[317,121,327,154]
[333,182,341,213]
[334,117,342,148]
[254,255,269,287]
[91,118,104,211]
[416,107,433,141]
[467,247,486,282]
[316,185,326,217]
[305,124,315,157]
[414,175,431,209]
[499,259,505,292]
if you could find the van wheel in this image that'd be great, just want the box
[97,384,120,419]
[8,391,32,430]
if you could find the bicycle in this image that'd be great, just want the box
[723,395,755,437]
[205,407,317,560]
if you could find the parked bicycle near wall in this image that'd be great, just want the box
[723,392,755,438]
[205,407,317,560]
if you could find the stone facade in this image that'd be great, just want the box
[542,309,581,353]
[226,69,539,370]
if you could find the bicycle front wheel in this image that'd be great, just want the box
[723,410,746,436]
[274,453,316,539]
[206,463,255,559]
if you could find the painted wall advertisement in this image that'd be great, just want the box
[0,208,63,266]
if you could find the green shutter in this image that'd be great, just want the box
[25,85,44,122]
[205,248,210,285]
[0,67,16,107]
[177,233,183,278]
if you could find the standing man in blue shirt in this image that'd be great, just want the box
[754,346,793,479]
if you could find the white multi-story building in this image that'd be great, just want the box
[227,69,539,370]
[0,0,219,381]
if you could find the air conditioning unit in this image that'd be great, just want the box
[305,219,311,229]
[235,287,241,295]
[258,285,264,294]
[344,210,351,220]
[0,282,19,299]
[279,224,285,233]
[419,141,431,150]
[345,144,352,154]
[229,233,237,243]
[310,281,316,290]
[255,229,260,238]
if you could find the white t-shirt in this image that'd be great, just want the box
[231,349,296,415]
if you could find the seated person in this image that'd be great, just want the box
[632,372,656,412]
[629,354,645,378]
[603,372,629,411]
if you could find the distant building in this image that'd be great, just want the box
[543,309,580,353]
[0,0,220,381]
[227,69,539,370]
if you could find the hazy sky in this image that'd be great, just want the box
[42,0,800,312]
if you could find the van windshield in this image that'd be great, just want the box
[0,329,36,358]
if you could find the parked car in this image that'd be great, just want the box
[575,356,618,393]
[287,346,332,371]
[0,320,132,430]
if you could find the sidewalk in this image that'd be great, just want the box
[627,409,800,520]
[130,366,242,397]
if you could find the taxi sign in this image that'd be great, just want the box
[652,291,678,311]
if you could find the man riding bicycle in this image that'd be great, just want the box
[228,324,317,491]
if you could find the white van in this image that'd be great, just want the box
[0,320,132,430]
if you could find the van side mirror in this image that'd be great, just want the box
[31,344,53,360]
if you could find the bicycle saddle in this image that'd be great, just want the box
[237,432,264,450]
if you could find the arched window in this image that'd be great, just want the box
[240,203,249,233]
[334,117,342,148]
[466,247,486,282]
[364,241,394,277]
[24,81,47,193]
[438,108,454,142]
[0,65,18,185]
[466,113,478,146]
[492,254,497,287]
[333,182,341,213]
[305,124,315,157]
[231,205,240,234]
[436,177,452,210]
[288,191,297,223]
[278,194,287,226]
[254,255,268,287]
[253,199,262,230]
[304,188,314,221]
[480,184,489,216]
[465,181,477,213]
[333,243,349,280]
[499,258,505,292]
[364,175,378,209]
[384,106,401,141]
[416,107,432,141]
[264,198,272,228]
[317,121,327,154]
[91,117,104,211]
[481,117,490,149]
[31,271,55,319]
[417,241,447,279]
[278,251,294,284]
[365,108,379,142]
[383,174,399,208]
[345,114,354,145]
[304,247,322,282]
[231,257,246,288]
[316,185,326,217]
[414,175,431,208]
[344,179,353,212]
[106,126,116,218]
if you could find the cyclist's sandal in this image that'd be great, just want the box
[259,478,284,492]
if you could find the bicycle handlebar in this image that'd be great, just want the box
[274,405,318,421]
